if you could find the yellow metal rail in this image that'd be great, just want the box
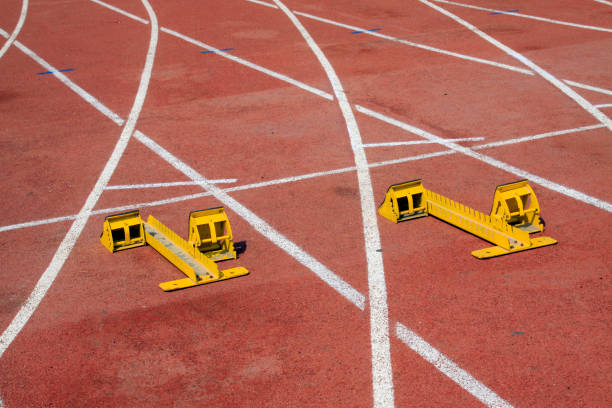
[378,180,557,258]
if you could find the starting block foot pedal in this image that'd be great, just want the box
[472,236,557,259]
[378,179,428,223]
[100,210,146,253]
[159,267,249,291]
[189,207,237,261]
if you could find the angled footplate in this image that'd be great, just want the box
[100,210,146,253]
[378,179,557,259]
[188,207,236,262]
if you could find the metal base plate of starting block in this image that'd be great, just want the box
[159,267,249,291]
[472,236,558,259]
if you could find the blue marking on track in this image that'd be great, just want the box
[351,28,382,34]
[490,9,519,15]
[38,68,74,75]
[201,48,234,54]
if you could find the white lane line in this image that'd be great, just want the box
[0,24,362,311]
[357,105,612,212]
[248,0,612,98]
[91,0,612,111]
[564,80,612,97]
[160,27,334,101]
[1,121,606,234]
[362,137,483,148]
[475,124,605,149]
[593,0,612,6]
[0,0,28,60]
[105,179,238,189]
[396,323,513,408]
[595,104,612,109]
[0,0,158,359]
[271,1,394,405]
[0,14,584,408]
[292,10,533,75]
[133,130,366,310]
[0,29,124,126]
[420,0,612,133]
[431,0,612,33]
[90,0,149,24]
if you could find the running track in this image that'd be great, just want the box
[0,0,611,406]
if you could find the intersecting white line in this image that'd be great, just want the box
[160,27,334,100]
[419,0,612,133]
[90,0,149,24]
[105,180,237,189]
[0,0,28,60]
[0,13,512,408]
[0,0,159,361]
[431,0,612,33]
[245,0,612,99]
[595,104,612,109]
[362,137,484,147]
[0,2,608,406]
[564,80,612,96]
[356,105,612,212]
[271,0,394,405]
[2,121,606,235]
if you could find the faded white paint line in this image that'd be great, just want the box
[0,0,28,60]
[271,0,394,405]
[564,80,612,96]
[420,0,612,133]
[161,27,334,101]
[90,0,149,24]
[362,137,483,147]
[0,0,158,359]
[432,0,612,33]
[106,179,237,189]
[396,323,513,408]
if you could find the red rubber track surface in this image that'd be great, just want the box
[1,0,610,406]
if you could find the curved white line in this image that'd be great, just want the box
[0,0,28,60]
[420,0,612,133]
[0,0,158,361]
[269,1,395,406]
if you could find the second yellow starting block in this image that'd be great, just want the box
[378,179,557,259]
[100,207,248,291]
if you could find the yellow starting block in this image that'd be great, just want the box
[100,208,248,291]
[188,207,236,262]
[378,179,556,259]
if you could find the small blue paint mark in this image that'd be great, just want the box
[511,331,525,336]
[351,28,382,34]
[491,9,519,15]
[37,68,74,75]
[201,48,234,54]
